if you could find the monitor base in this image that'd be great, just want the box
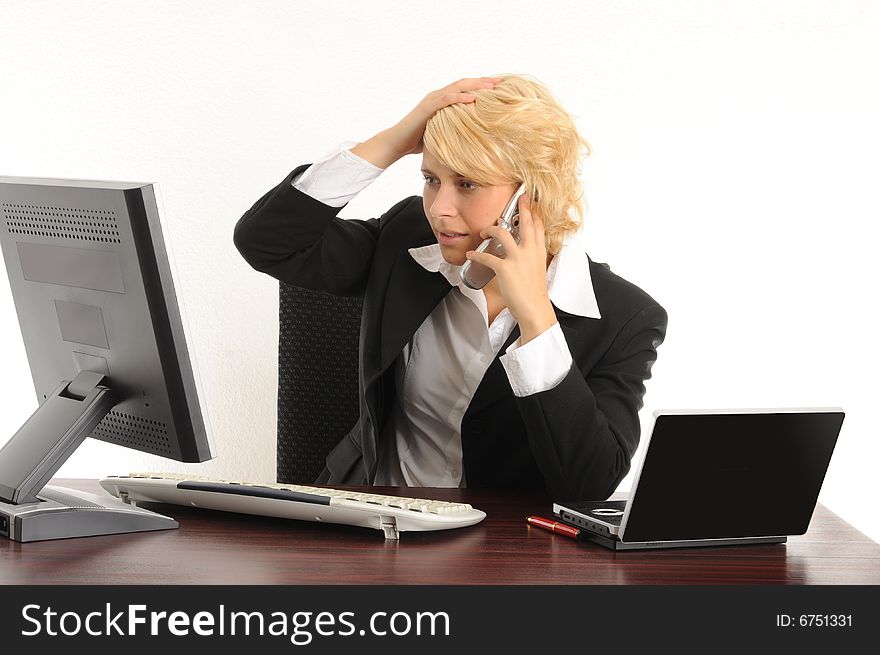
[0,484,178,542]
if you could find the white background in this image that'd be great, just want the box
[1,1,878,545]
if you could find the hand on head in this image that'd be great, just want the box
[350,77,502,169]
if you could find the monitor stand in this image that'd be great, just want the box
[0,371,178,542]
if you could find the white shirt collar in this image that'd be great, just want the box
[407,239,601,319]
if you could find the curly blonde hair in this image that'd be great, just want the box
[423,74,591,255]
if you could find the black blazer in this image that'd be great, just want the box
[234,165,668,500]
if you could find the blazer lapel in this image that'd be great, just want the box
[378,247,452,372]
[558,320,580,357]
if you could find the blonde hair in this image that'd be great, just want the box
[423,74,591,255]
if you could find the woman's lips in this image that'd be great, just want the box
[437,231,469,245]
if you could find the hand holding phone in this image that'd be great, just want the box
[460,183,526,290]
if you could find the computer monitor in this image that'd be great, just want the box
[0,176,215,542]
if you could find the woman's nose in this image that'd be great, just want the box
[430,184,458,218]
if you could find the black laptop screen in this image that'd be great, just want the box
[621,411,843,543]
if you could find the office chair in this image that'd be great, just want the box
[277,282,363,483]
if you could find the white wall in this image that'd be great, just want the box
[1,0,878,544]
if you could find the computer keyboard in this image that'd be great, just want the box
[98,473,486,540]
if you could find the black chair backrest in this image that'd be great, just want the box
[277,283,362,483]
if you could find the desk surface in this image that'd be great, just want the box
[2,479,879,585]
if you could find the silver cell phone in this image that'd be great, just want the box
[460,183,527,290]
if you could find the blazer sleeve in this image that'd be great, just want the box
[515,302,668,500]
[233,165,411,296]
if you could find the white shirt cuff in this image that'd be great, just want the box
[500,322,573,397]
[291,140,384,207]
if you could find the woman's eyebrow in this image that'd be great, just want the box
[420,167,468,179]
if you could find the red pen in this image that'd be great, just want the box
[526,515,582,540]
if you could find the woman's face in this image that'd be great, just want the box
[421,149,519,266]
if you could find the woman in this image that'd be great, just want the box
[234,75,667,500]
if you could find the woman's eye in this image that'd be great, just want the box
[422,176,478,191]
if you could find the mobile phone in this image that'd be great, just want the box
[460,183,527,290]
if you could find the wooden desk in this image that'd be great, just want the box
[2,480,878,585]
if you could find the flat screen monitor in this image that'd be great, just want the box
[0,176,215,542]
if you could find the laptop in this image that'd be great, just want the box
[553,408,844,550]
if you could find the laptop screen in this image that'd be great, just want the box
[619,410,843,543]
